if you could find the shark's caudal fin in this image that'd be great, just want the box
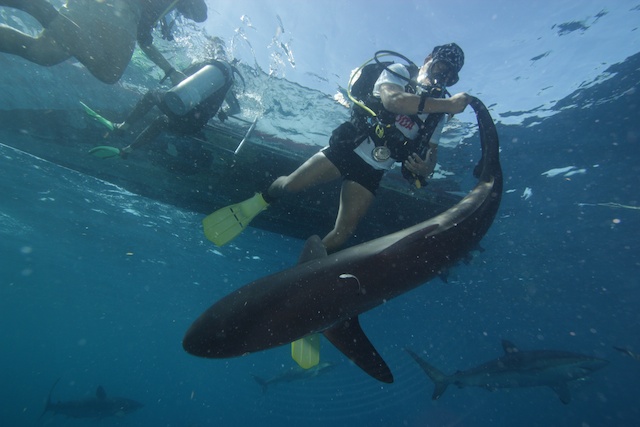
[549,382,572,404]
[40,378,60,419]
[324,316,393,383]
[250,374,269,394]
[405,349,450,400]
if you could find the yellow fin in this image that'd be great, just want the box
[291,334,320,369]
[202,193,269,246]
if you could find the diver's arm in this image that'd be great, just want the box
[224,91,241,116]
[138,42,186,85]
[379,83,471,115]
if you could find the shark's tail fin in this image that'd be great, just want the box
[405,349,451,400]
[40,378,60,419]
[250,374,269,394]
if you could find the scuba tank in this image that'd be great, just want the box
[165,62,232,115]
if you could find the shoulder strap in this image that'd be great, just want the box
[410,112,445,157]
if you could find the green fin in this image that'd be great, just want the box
[202,193,269,246]
[80,101,115,131]
[292,334,321,369]
[89,146,121,159]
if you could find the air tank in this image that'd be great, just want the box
[164,62,231,115]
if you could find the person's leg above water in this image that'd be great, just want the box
[322,180,374,252]
[0,0,58,25]
[0,0,69,65]
[0,0,138,84]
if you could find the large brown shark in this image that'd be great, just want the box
[183,97,502,383]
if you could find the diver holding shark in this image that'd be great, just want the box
[202,44,471,252]
[183,93,502,383]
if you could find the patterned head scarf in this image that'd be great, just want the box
[428,43,465,86]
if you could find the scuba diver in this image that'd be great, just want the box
[203,43,472,252]
[0,0,207,85]
[85,38,242,163]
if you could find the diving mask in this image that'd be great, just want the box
[427,59,458,87]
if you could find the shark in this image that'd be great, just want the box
[183,96,502,384]
[41,378,144,419]
[406,340,609,404]
[251,361,338,394]
[613,346,640,361]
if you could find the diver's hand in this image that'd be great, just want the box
[445,92,472,114]
[404,149,435,178]
[169,69,187,86]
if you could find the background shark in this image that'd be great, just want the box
[41,378,143,419]
[251,361,338,394]
[406,340,609,404]
[183,97,502,383]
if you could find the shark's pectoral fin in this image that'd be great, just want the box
[323,317,393,383]
[550,382,571,404]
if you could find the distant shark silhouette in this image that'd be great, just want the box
[183,97,502,383]
[251,361,338,394]
[613,346,640,361]
[41,378,143,419]
[406,340,609,404]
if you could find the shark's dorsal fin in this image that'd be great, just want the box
[502,340,519,354]
[380,224,439,257]
[96,386,107,400]
[297,235,327,264]
[549,382,571,404]
[323,316,393,383]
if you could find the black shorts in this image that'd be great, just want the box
[322,144,385,195]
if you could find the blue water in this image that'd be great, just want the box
[2,19,640,427]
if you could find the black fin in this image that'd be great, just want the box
[39,378,60,419]
[323,316,393,383]
[297,235,327,264]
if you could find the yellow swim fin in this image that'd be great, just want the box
[291,334,321,369]
[203,193,269,246]
[80,101,115,131]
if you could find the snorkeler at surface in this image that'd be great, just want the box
[0,0,208,84]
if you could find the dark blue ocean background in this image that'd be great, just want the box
[1,5,640,427]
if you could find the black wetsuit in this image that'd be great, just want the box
[136,0,181,46]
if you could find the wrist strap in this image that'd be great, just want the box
[417,92,429,114]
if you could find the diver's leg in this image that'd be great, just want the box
[321,180,374,252]
[122,116,169,156]
[266,151,342,199]
[117,91,162,131]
